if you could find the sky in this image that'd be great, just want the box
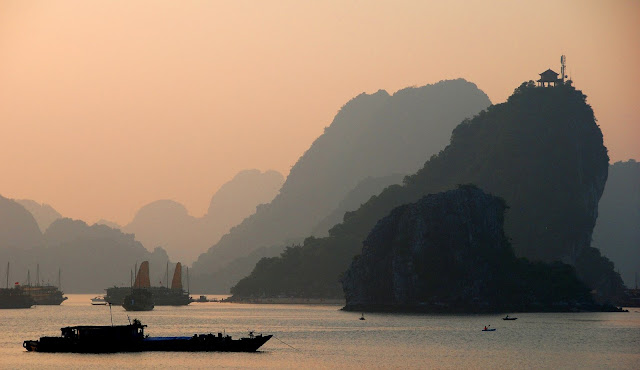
[1,0,638,225]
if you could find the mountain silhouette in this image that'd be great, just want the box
[192,79,491,290]
[14,199,62,233]
[0,197,175,292]
[123,169,283,264]
[0,195,44,250]
[311,174,405,237]
[592,159,640,288]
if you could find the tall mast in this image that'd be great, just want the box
[36,264,40,287]
[6,262,9,289]
[186,267,190,294]
[166,262,169,288]
[27,270,31,287]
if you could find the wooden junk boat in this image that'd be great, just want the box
[23,319,272,353]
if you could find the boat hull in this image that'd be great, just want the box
[0,288,35,309]
[24,335,273,353]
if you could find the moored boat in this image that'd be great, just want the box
[122,262,154,311]
[23,319,272,353]
[23,285,67,305]
[0,286,35,309]
[123,288,154,311]
[106,262,192,306]
[1,263,35,309]
[91,296,107,305]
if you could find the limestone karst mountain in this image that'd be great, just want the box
[14,199,62,233]
[123,169,284,264]
[0,197,172,292]
[192,79,492,291]
[231,81,623,301]
[341,186,593,312]
[0,195,43,250]
[592,159,640,288]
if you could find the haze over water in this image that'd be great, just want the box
[1,0,638,225]
[2,295,639,369]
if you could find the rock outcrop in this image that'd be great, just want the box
[342,186,593,312]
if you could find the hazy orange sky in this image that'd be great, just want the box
[1,0,638,225]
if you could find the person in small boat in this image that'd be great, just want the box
[484,326,487,330]
[505,315,509,319]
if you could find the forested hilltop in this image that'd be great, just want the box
[231,82,624,302]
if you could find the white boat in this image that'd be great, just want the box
[91,296,107,305]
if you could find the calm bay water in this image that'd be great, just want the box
[1,294,639,369]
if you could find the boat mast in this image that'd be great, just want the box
[36,264,40,287]
[27,270,31,287]
[6,262,9,289]
[186,267,190,294]
[166,262,169,288]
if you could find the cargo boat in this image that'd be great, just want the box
[23,319,272,353]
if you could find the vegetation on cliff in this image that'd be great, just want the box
[342,186,593,312]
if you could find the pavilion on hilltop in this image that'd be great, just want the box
[537,69,560,87]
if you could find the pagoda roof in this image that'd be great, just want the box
[539,69,559,77]
[538,69,559,82]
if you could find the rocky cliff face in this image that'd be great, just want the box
[342,186,593,312]
[342,186,511,310]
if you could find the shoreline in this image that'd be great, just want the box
[224,297,345,305]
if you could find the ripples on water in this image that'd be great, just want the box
[1,294,639,369]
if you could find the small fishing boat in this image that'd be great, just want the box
[482,328,496,331]
[502,315,517,320]
[359,313,365,321]
[91,296,107,305]
[23,319,272,353]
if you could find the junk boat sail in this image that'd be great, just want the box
[106,262,191,306]
[23,319,272,353]
[122,261,154,311]
[1,263,35,309]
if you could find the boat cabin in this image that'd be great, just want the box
[61,321,146,341]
